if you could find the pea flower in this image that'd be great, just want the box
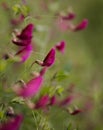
[61,12,76,20]
[73,19,88,31]
[12,23,34,46]
[35,95,49,109]
[0,114,23,130]
[34,48,56,67]
[17,75,43,98]
[55,41,66,54]
[15,45,32,62]
[12,23,34,62]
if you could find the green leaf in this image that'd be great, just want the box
[11,97,25,104]
[12,4,21,15]
[55,71,69,81]
[67,123,72,130]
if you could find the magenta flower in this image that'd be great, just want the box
[35,95,49,109]
[35,48,56,67]
[15,45,33,62]
[49,96,56,106]
[17,75,43,98]
[55,41,66,54]
[17,24,34,41]
[62,12,76,20]
[42,48,55,67]
[0,114,23,130]
[12,23,34,46]
[74,19,88,31]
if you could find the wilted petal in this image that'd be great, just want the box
[74,19,88,31]
[0,114,23,130]
[42,48,56,67]
[15,45,32,62]
[35,95,49,109]
[17,23,34,40]
[18,75,43,98]
[55,41,66,54]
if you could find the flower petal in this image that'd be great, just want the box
[17,23,34,40]
[42,48,56,67]
[0,114,23,130]
[15,45,32,62]
[35,95,49,109]
[74,19,88,31]
[18,76,43,98]
[55,41,66,54]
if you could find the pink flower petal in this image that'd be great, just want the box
[42,48,56,67]
[35,95,49,109]
[62,12,76,20]
[49,96,56,106]
[0,114,23,130]
[74,19,88,31]
[15,45,32,62]
[55,41,66,54]
[17,24,34,40]
[18,75,43,98]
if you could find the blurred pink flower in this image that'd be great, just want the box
[35,95,49,109]
[49,96,56,106]
[17,75,43,98]
[62,12,76,20]
[0,114,23,130]
[11,15,25,26]
[74,19,88,31]
[55,41,66,54]
[15,45,32,62]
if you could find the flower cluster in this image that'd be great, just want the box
[12,24,34,62]
[0,5,89,130]
[57,11,88,32]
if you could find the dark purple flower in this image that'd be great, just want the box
[17,75,43,98]
[35,95,49,109]
[74,19,88,31]
[0,114,23,130]
[55,41,66,54]
[15,45,32,62]
[62,12,76,20]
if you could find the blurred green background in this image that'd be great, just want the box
[0,0,103,130]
